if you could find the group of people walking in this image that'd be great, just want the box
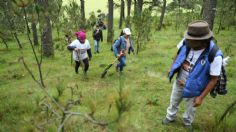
[67,20,226,131]
[67,25,134,76]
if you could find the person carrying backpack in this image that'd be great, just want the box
[67,30,92,76]
[162,20,223,131]
[112,28,134,72]
[93,25,103,53]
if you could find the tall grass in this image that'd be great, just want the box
[0,22,236,131]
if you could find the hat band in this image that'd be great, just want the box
[187,32,209,37]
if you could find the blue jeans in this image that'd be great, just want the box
[117,56,126,71]
[94,40,100,53]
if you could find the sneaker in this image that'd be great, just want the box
[162,118,174,125]
[184,125,193,132]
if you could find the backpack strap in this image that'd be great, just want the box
[208,44,219,63]
[116,36,123,49]
[177,40,191,57]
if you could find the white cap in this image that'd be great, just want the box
[123,28,131,35]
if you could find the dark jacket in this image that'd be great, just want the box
[93,29,103,41]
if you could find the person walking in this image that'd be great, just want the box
[162,20,223,131]
[112,28,134,72]
[93,25,103,53]
[67,30,92,76]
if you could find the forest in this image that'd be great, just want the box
[0,0,236,131]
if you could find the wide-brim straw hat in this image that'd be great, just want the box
[184,20,213,40]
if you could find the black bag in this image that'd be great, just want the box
[209,45,228,98]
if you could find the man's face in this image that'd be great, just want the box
[186,39,207,50]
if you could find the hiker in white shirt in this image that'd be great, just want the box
[67,31,92,75]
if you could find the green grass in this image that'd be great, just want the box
[0,25,236,131]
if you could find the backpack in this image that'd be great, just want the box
[208,45,228,98]
[182,41,227,98]
[111,37,122,51]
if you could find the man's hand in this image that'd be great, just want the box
[177,80,185,87]
[117,53,124,58]
[193,96,203,107]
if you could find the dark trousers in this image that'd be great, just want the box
[75,58,89,73]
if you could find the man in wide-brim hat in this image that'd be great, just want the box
[162,20,223,131]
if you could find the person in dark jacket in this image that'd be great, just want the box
[67,30,92,75]
[93,25,103,53]
[162,20,223,131]
[112,28,134,72]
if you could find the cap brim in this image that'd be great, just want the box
[125,32,131,35]
[184,31,213,40]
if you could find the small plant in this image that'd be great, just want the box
[132,9,153,54]
[56,78,65,97]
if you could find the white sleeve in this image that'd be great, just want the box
[177,38,185,49]
[69,40,77,47]
[210,56,223,76]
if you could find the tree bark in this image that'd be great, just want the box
[38,0,54,57]
[202,0,217,30]
[157,0,167,31]
[80,0,85,21]
[134,0,137,14]
[107,0,114,43]
[127,0,131,17]
[119,0,125,29]
[126,0,132,27]
[42,16,54,57]
[137,0,143,15]
[200,0,206,18]
[31,22,39,46]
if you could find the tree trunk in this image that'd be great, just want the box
[157,0,167,31]
[80,0,85,21]
[202,0,217,30]
[137,0,143,15]
[217,1,227,34]
[175,0,181,31]
[38,0,54,57]
[119,0,125,29]
[31,22,39,46]
[127,0,131,17]
[42,17,54,57]
[200,0,206,18]
[134,0,137,14]
[126,0,132,27]
[107,0,114,43]
[80,0,86,29]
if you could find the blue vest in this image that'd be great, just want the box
[168,40,223,98]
